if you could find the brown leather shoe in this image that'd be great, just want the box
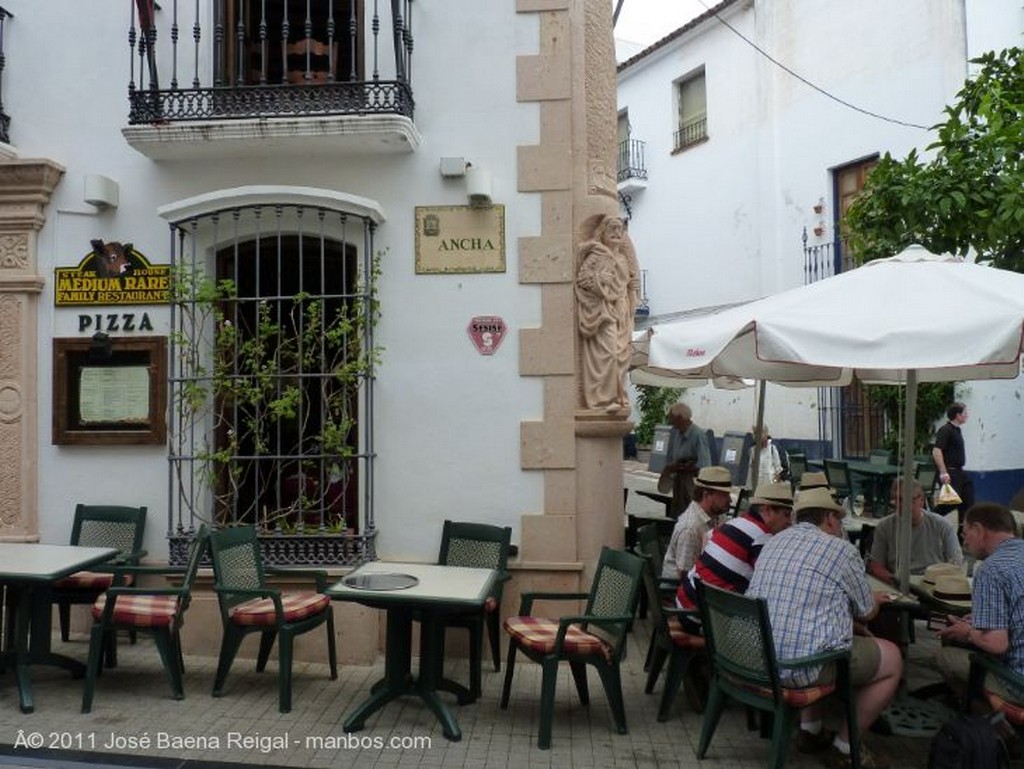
[796,727,835,754]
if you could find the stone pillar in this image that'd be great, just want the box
[0,159,65,541]
[516,1,628,589]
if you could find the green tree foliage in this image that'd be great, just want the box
[843,47,1024,270]
[866,382,954,454]
[634,385,682,446]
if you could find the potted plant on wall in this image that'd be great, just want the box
[167,255,381,567]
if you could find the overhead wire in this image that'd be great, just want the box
[694,0,931,130]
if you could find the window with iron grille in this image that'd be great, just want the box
[673,69,707,152]
[166,203,378,566]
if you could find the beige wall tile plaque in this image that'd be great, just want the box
[415,205,506,274]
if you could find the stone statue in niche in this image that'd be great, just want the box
[574,214,639,412]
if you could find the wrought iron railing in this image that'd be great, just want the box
[673,115,707,152]
[128,0,414,125]
[802,227,888,459]
[0,7,12,144]
[617,137,647,183]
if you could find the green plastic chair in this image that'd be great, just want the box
[81,526,209,713]
[635,524,707,721]
[53,504,148,643]
[695,581,861,769]
[500,546,645,750]
[208,525,337,713]
[435,519,512,701]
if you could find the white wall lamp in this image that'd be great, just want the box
[438,157,493,208]
[83,174,120,209]
[465,164,493,208]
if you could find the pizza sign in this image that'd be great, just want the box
[467,316,507,356]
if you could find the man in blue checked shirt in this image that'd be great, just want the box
[747,487,902,769]
[936,502,1024,706]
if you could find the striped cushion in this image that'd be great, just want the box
[986,690,1024,725]
[667,616,706,650]
[504,616,613,662]
[92,594,178,628]
[732,677,836,707]
[55,571,136,590]
[229,592,329,627]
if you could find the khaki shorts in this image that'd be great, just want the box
[815,636,882,687]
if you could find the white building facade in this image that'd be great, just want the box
[0,1,632,658]
[617,0,1024,504]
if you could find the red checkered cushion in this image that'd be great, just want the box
[731,677,835,707]
[91,594,178,628]
[667,616,706,650]
[986,690,1024,725]
[504,616,614,662]
[55,571,136,590]
[229,591,329,627]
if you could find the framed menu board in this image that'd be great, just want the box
[53,336,167,445]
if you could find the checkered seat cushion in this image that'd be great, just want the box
[986,690,1024,725]
[667,615,707,650]
[729,676,836,708]
[55,571,136,590]
[228,592,329,626]
[504,616,614,662]
[92,593,178,628]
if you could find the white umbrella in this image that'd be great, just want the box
[639,244,1024,593]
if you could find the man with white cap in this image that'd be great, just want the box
[661,465,732,581]
[747,487,902,769]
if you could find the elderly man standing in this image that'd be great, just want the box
[748,487,902,769]
[936,503,1024,707]
[867,478,963,586]
[661,466,732,581]
[658,402,712,516]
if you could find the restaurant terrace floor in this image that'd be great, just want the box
[0,609,951,769]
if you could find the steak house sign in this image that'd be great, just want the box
[55,240,171,307]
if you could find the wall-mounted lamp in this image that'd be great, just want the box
[84,174,120,209]
[465,164,493,208]
[89,331,113,362]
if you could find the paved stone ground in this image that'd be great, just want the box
[0,613,944,769]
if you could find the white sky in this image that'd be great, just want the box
[613,0,707,47]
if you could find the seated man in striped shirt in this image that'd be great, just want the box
[677,481,794,625]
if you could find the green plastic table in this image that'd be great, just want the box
[327,561,497,741]
[0,543,117,713]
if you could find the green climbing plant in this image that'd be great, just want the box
[634,385,682,446]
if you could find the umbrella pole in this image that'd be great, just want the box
[897,371,917,595]
[750,380,767,489]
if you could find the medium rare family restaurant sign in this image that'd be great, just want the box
[55,239,171,307]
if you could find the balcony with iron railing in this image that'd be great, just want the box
[123,0,420,160]
[673,115,707,153]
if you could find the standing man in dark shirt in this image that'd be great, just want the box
[933,401,974,528]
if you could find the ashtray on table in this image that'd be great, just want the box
[342,573,419,591]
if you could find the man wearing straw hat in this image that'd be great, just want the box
[677,481,794,621]
[748,487,902,769]
[936,502,1024,707]
[661,465,732,581]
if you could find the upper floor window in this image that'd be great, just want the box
[673,69,707,152]
[221,0,361,86]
